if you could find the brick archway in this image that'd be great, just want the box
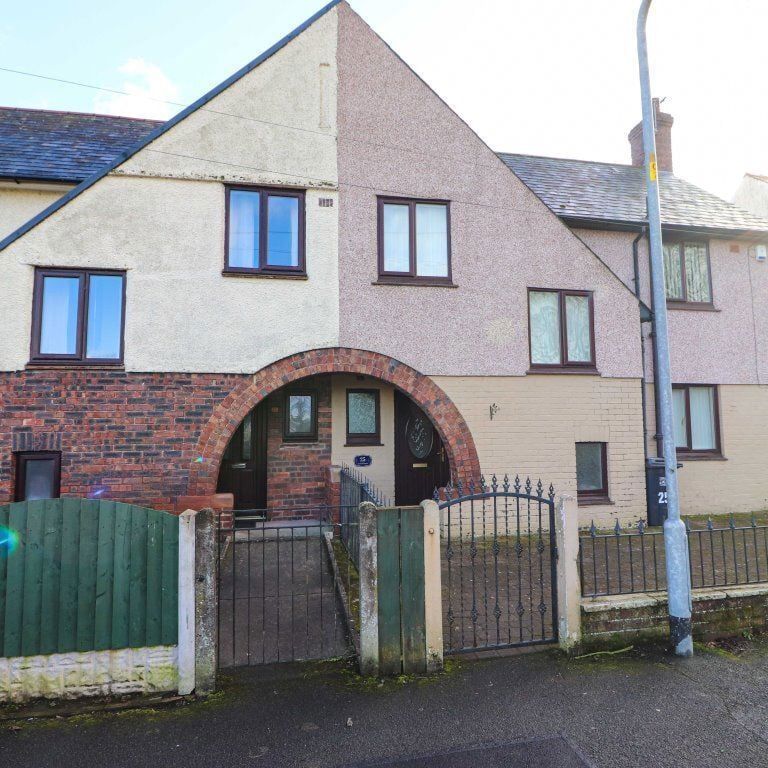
[187,348,480,497]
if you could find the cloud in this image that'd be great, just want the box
[94,58,179,120]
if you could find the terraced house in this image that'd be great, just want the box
[2,0,767,527]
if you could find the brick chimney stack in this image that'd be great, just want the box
[628,97,674,173]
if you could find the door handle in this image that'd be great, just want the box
[231,463,247,469]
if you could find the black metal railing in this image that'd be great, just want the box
[217,506,360,667]
[579,515,768,598]
[339,464,390,568]
[439,475,558,654]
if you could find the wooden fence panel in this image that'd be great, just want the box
[0,499,179,658]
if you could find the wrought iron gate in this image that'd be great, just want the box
[438,476,558,654]
[217,507,360,667]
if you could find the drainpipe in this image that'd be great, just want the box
[633,228,650,463]
[637,0,693,657]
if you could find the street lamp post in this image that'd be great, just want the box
[636,0,693,657]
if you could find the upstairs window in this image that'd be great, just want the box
[346,389,381,446]
[528,289,595,369]
[31,268,125,365]
[226,186,305,275]
[672,385,720,455]
[663,239,712,304]
[378,198,451,283]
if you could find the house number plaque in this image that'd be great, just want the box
[354,455,372,467]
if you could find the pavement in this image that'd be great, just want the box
[3,639,768,767]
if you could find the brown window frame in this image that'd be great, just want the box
[345,388,381,446]
[30,267,126,366]
[14,451,62,502]
[663,235,714,307]
[376,196,453,285]
[575,442,609,504]
[672,384,721,457]
[224,185,306,276]
[527,288,596,371]
[282,389,318,443]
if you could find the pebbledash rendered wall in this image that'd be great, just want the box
[0,185,71,241]
[0,3,650,522]
[577,228,768,517]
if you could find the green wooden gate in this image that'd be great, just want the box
[377,507,426,675]
[0,499,179,658]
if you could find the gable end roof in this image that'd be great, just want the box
[0,0,342,254]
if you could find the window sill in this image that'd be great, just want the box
[526,367,600,376]
[222,269,308,280]
[372,277,457,288]
[26,362,124,371]
[344,442,384,448]
[676,453,726,461]
[667,302,720,312]
[281,439,319,445]
[578,496,613,507]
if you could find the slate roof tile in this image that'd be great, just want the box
[499,153,768,234]
[0,106,161,183]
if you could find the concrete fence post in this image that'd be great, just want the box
[178,510,196,695]
[420,499,443,672]
[555,494,581,652]
[358,501,379,676]
[194,507,218,694]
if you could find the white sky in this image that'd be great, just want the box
[3,0,767,200]
[354,0,768,201]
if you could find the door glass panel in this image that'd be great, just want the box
[690,386,716,450]
[529,291,561,365]
[415,204,448,277]
[348,392,377,435]
[383,204,410,272]
[287,395,313,435]
[684,243,711,303]
[86,274,123,359]
[406,413,433,459]
[267,195,299,267]
[40,276,80,355]
[228,191,260,268]
[242,414,252,460]
[672,388,688,448]
[576,443,604,491]
[23,458,56,501]
[663,244,683,300]
[565,294,591,362]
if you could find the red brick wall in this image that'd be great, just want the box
[189,348,481,496]
[2,349,481,513]
[0,370,245,510]
[264,376,333,517]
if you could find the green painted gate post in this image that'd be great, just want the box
[368,502,442,677]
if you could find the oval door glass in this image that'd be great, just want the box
[406,414,433,459]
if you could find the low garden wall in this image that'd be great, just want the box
[581,584,768,650]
